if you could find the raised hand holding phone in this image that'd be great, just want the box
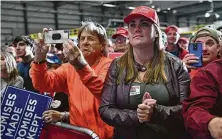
[63,40,88,69]
[34,28,52,62]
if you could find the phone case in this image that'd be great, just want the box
[44,30,69,44]
[188,42,202,67]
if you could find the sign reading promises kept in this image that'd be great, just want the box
[1,86,52,139]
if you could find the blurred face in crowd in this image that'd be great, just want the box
[128,16,156,48]
[178,40,189,50]
[14,41,27,57]
[166,29,178,44]
[6,46,16,57]
[195,36,220,64]
[1,55,6,71]
[56,50,64,62]
[79,29,103,59]
[49,44,57,54]
[115,35,127,49]
[220,42,222,56]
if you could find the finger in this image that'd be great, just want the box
[43,28,49,32]
[142,92,151,103]
[68,40,80,53]
[37,33,45,45]
[143,99,157,106]
[43,110,50,115]
[137,110,149,116]
[137,114,147,119]
[138,117,148,122]
[183,54,194,59]
[186,65,197,69]
[188,60,199,64]
[138,104,152,110]
[138,104,148,109]
[187,56,199,60]
[44,117,52,123]
[63,41,74,51]
[42,114,48,119]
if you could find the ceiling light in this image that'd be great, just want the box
[173,10,177,14]
[167,8,171,10]
[205,12,210,18]
[156,8,161,12]
[215,13,220,18]
[208,0,213,2]
[151,5,155,9]
[128,6,136,10]
[163,11,168,13]
[103,4,117,7]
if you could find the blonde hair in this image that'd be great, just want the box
[1,51,19,84]
[117,26,167,84]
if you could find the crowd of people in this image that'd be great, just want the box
[1,5,222,139]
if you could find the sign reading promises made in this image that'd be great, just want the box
[1,86,52,139]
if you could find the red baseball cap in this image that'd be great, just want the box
[124,6,159,26]
[165,25,179,33]
[112,27,128,39]
[178,37,189,43]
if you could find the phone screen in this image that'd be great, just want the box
[188,42,203,67]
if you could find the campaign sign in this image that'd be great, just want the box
[107,52,124,60]
[1,86,52,139]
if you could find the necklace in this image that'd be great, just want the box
[135,61,147,72]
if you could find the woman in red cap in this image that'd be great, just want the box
[99,6,190,139]
[178,37,189,50]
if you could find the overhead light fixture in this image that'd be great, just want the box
[205,12,210,18]
[128,6,136,10]
[151,5,155,9]
[208,0,213,2]
[103,4,117,7]
[173,10,177,14]
[163,11,168,13]
[156,8,161,12]
[167,8,171,10]
[215,13,220,18]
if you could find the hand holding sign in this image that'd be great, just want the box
[137,92,156,123]
[42,110,62,123]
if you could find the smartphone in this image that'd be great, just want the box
[44,30,69,44]
[188,42,203,67]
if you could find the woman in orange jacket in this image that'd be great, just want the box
[30,21,113,139]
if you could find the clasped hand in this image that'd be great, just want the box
[137,92,157,123]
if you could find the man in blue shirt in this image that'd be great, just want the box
[13,36,39,93]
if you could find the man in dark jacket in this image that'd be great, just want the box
[183,58,222,139]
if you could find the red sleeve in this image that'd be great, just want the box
[183,70,217,138]
[77,59,112,99]
[30,63,69,94]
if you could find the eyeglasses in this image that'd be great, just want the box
[115,37,126,42]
